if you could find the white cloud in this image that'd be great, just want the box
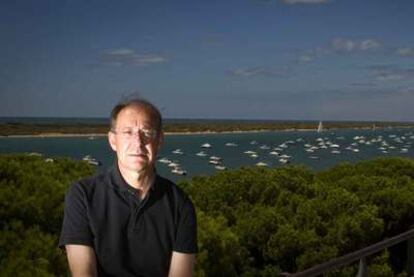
[368,65,414,82]
[100,48,168,66]
[396,47,414,57]
[107,48,135,55]
[296,47,329,64]
[331,38,381,52]
[298,55,314,63]
[360,39,381,50]
[230,66,287,77]
[281,0,330,4]
[297,38,381,64]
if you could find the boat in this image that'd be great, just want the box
[259,145,270,150]
[201,143,212,148]
[208,160,221,165]
[317,121,323,133]
[82,155,101,166]
[214,165,227,170]
[171,168,187,175]
[172,149,184,155]
[167,162,180,168]
[225,142,238,147]
[158,157,172,164]
[196,151,208,157]
[209,156,222,161]
[278,158,289,164]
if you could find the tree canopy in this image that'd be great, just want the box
[1,154,413,276]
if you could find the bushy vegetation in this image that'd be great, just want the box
[179,157,414,276]
[0,154,94,276]
[1,154,413,276]
[2,120,414,136]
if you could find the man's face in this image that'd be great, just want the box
[108,105,163,176]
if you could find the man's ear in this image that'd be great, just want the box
[108,131,117,152]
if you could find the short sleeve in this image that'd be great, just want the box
[59,182,94,248]
[173,197,198,253]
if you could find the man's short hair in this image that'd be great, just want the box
[110,97,162,131]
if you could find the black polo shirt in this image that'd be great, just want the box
[59,164,197,277]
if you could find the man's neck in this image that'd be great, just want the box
[119,165,155,199]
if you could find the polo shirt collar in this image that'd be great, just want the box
[110,163,158,195]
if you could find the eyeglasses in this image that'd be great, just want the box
[111,128,158,144]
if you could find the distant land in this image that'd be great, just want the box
[0,117,413,137]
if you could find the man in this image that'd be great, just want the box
[59,98,197,277]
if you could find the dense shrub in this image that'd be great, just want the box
[1,154,413,276]
[180,157,414,276]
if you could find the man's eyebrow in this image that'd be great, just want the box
[119,124,154,129]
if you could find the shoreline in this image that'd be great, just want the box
[1,125,413,138]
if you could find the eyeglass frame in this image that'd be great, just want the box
[110,127,159,144]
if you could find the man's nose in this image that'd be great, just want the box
[130,131,145,145]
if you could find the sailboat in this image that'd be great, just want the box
[317,121,323,133]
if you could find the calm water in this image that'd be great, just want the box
[1,128,414,182]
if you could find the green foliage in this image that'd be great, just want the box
[179,157,414,276]
[0,154,94,276]
[2,154,414,276]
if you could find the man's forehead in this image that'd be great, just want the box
[116,107,154,126]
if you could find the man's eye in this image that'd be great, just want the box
[142,129,152,137]
[122,130,133,135]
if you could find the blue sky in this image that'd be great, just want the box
[1,0,413,121]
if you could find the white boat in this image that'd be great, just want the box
[171,168,187,175]
[209,156,222,161]
[317,121,323,133]
[158,157,172,163]
[82,155,101,166]
[308,156,319,160]
[208,160,221,165]
[201,143,212,148]
[278,158,289,164]
[225,142,238,147]
[172,149,184,155]
[259,145,270,150]
[255,162,268,167]
[214,165,227,170]
[168,162,180,168]
[196,151,207,157]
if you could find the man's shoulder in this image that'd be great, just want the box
[68,168,113,196]
[155,175,192,204]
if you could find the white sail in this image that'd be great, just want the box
[317,121,323,133]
